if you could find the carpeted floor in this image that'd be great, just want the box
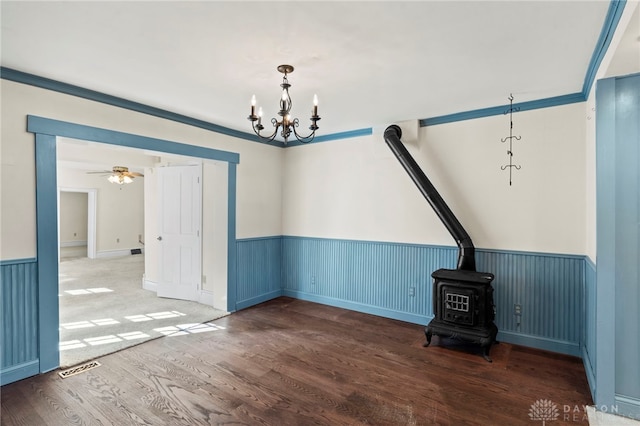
[59,254,228,368]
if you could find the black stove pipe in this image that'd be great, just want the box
[383,125,476,272]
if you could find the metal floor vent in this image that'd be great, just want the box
[58,361,101,379]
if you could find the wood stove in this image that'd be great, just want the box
[384,125,498,362]
[429,269,497,361]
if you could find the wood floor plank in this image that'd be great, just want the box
[0,386,47,426]
[1,297,592,425]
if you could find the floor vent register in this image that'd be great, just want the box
[58,361,101,379]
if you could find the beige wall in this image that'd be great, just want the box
[59,191,88,244]
[57,168,144,254]
[0,79,283,261]
[283,103,587,255]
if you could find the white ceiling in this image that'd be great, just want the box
[0,1,632,140]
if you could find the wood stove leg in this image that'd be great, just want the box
[423,328,432,347]
[482,344,493,363]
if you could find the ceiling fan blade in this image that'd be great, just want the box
[86,170,112,174]
[129,172,144,177]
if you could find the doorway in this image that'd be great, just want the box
[56,139,231,368]
[29,115,239,374]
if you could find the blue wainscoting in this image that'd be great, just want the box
[282,236,455,324]
[235,237,283,310]
[0,237,589,386]
[281,236,586,356]
[477,249,585,356]
[0,259,39,386]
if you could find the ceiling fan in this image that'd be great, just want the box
[87,166,144,184]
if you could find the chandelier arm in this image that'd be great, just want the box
[251,120,279,143]
[292,122,317,144]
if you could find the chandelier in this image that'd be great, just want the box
[248,65,320,144]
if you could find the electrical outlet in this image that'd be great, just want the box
[116,238,120,243]
[409,287,416,297]
[202,275,206,284]
[514,304,522,315]
[311,275,316,286]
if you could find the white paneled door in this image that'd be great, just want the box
[156,164,202,301]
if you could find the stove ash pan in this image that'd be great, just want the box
[426,268,498,362]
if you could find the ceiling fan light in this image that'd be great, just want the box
[107,174,133,184]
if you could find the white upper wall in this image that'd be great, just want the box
[284,102,587,255]
[0,79,283,260]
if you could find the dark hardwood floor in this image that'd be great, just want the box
[1,297,592,425]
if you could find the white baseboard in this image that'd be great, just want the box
[198,289,214,307]
[143,279,158,292]
[60,240,87,247]
[97,248,145,258]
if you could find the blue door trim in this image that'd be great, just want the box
[27,115,239,164]
[28,115,240,373]
[35,133,60,373]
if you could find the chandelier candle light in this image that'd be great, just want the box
[248,65,320,144]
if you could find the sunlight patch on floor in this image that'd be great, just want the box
[63,287,114,295]
[155,322,226,336]
[92,318,120,326]
[125,311,187,322]
[60,318,120,329]
[60,340,86,350]
[185,323,226,333]
[60,321,95,330]
[148,311,187,319]
[118,331,150,340]
[59,321,223,350]
[85,335,122,346]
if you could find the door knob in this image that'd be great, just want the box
[157,236,162,241]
